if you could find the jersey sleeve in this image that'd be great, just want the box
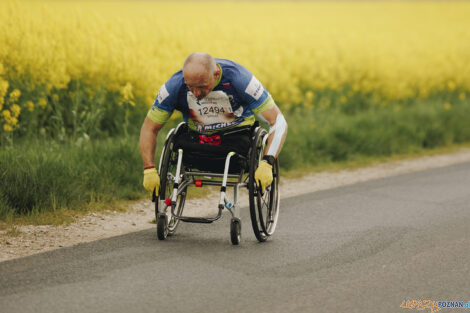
[147,73,182,124]
[230,64,272,113]
[252,94,276,114]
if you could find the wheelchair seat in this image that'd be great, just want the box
[172,123,253,173]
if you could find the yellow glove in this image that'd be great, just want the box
[254,160,273,194]
[143,167,160,197]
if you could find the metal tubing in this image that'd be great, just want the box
[190,180,244,187]
[160,200,168,214]
[161,147,253,224]
[233,183,240,219]
[178,179,192,192]
[178,210,222,223]
[174,205,223,223]
[219,152,235,209]
[222,152,235,186]
[171,149,184,203]
[185,171,240,179]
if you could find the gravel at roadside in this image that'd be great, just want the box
[1,148,469,262]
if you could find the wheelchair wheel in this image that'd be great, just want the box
[230,218,241,245]
[248,127,280,242]
[157,125,187,236]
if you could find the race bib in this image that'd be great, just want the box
[187,91,243,128]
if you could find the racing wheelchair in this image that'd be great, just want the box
[153,121,280,245]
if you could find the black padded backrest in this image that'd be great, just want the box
[172,124,254,173]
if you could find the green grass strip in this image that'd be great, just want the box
[1,98,470,222]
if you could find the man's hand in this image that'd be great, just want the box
[143,168,160,197]
[254,160,273,194]
[140,117,165,197]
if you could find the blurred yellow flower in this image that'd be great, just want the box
[120,82,135,106]
[459,92,466,100]
[9,117,18,126]
[340,96,348,104]
[2,109,11,119]
[52,94,59,103]
[305,91,314,102]
[38,98,47,109]
[3,124,13,132]
[0,80,9,106]
[11,104,21,117]
[443,102,451,110]
[9,89,21,102]
[26,100,34,112]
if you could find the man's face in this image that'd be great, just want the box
[184,69,219,100]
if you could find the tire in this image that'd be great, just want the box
[230,218,241,245]
[156,213,168,240]
[248,127,280,242]
[156,126,187,236]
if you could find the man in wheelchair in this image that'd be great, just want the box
[139,52,287,244]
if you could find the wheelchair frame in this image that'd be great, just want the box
[153,122,280,245]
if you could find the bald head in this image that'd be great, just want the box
[183,52,217,75]
[183,52,220,100]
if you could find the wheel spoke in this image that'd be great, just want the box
[260,191,270,208]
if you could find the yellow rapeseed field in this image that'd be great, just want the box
[1,0,469,135]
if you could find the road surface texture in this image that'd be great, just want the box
[1,162,469,313]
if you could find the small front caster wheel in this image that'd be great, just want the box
[157,213,168,240]
[230,218,241,245]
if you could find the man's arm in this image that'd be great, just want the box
[139,117,165,168]
[254,104,287,193]
[258,105,288,158]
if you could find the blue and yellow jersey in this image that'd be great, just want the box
[147,58,275,134]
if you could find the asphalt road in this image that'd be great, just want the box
[1,162,470,313]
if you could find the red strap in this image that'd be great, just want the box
[144,165,155,170]
[198,134,221,146]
